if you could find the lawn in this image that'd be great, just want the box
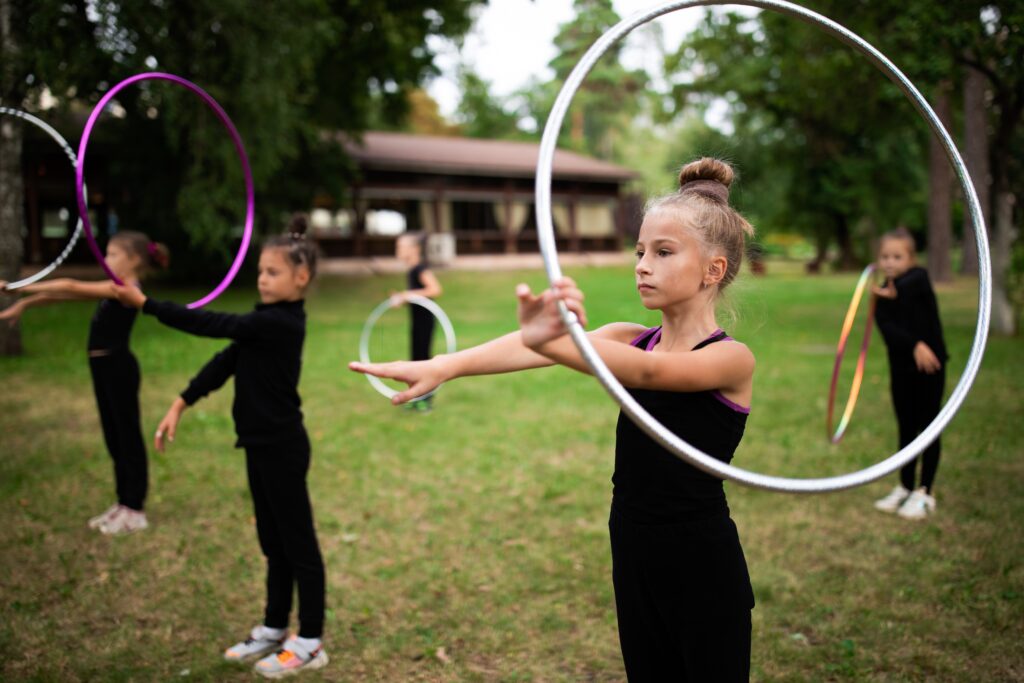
[1,263,1021,682]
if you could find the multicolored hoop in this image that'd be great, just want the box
[0,107,85,290]
[826,264,877,443]
[74,72,254,309]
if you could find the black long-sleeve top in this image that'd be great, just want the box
[142,298,307,448]
[874,266,948,373]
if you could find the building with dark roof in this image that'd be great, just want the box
[317,131,640,257]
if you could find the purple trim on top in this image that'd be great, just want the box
[712,390,751,414]
[645,327,663,351]
[629,326,659,348]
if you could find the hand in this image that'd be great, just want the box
[0,280,9,290]
[154,398,186,452]
[112,283,146,308]
[872,282,897,299]
[516,277,587,350]
[913,342,942,374]
[0,299,25,327]
[349,358,447,405]
[389,292,406,308]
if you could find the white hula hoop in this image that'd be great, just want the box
[534,0,991,493]
[0,107,86,290]
[359,295,457,401]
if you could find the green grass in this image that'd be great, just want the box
[1,264,1021,682]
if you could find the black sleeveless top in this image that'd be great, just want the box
[407,263,427,290]
[87,298,138,353]
[612,327,749,523]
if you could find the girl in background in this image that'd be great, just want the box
[1,231,169,535]
[872,227,948,520]
[114,215,328,678]
[353,159,757,681]
[390,231,443,412]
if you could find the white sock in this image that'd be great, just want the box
[293,635,322,656]
[258,625,287,640]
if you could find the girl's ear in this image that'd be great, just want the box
[295,264,311,289]
[705,254,728,287]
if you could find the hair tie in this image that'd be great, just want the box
[290,232,306,241]
[146,242,158,256]
[680,179,728,203]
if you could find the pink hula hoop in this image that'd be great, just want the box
[75,72,254,309]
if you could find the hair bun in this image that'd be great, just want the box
[678,157,735,189]
[288,212,309,237]
[147,241,171,270]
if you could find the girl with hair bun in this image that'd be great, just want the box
[114,213,328,678]
[1,230,170,535]
[352,158,758,681]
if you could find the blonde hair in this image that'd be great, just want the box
[644,157,755,293]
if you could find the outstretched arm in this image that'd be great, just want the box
[520,278,754,394]
[350,283,640,404]
[4,277,118,300]
[114,285,265,341]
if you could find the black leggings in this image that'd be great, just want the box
[246,442,325,638]
[411,306,435,362]
[89,352,147,511]
[891,367,945,493]
[608,505,754,682]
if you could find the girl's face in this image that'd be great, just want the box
[395,236,421,266]
[105,241,141,281]
[878,237,915,279]
[257,248,309,304]
[634,211,722,310]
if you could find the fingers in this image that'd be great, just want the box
[349,360,400,380]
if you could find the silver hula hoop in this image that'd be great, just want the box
[0,107,86,290]
[359,295,457,401]
[534,0,991,493]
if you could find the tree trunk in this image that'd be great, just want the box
[990,191,1017,335]
[927,84,954,282]
[962,65,989,276]
[0,0,24,356]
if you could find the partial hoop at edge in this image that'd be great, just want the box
[826,264,877,444]
[0,107,85,290]
[534,0,991,493]
[74,72,254,309]
[358,295,458,401]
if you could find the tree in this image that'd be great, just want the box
[0,0,482,353]
[666,6,928,269]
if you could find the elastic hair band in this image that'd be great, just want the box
[680,179,728,203]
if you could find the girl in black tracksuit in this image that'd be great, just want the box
[115,217,328,677]
[352,158,757,681]
[1,231,169,535]
[872,228,947,519]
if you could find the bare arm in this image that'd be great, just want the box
[349,315,642,404]
[8,277,118,300]
[0,292,86,325]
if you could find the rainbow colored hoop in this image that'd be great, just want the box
[826,264,877,443]
[75,72,254,309]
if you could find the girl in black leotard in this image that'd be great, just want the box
[351,158,758,682]
[1,231,169,535]
[391,231,443,412]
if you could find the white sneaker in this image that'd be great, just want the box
[897,488,936,520]
[88,503,121,529]
[254,635,328,678]
[874,485,911,513]
[99,506,149,535]
[224,625,287,662]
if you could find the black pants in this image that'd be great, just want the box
[246,441,325,638]
[89,352,147,511]
[608,505,754,682]
[891,367,945,493]
[411,306,435,362]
